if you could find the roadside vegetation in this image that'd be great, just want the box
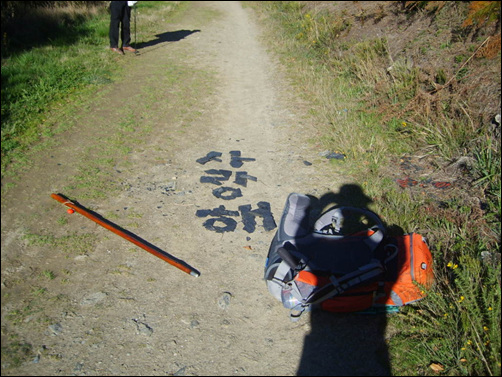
[0,1,184,180]
[252,1,500,375]
[1,1,111,177]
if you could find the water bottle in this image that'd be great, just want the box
[281,286,301,309]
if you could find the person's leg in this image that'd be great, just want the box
[121,5,132,48]
[109,2,123,48]
[122,5,137,52]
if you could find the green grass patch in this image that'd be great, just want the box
[1,1,184,179]
[1,4,115,175]
[0,340,34,369]
[391,256,501,376]
[1,1,209,203]
[23,232,98,255]
[41,270,56,280]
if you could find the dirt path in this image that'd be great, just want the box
[1,2,391,375]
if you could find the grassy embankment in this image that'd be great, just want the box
[252,1,500,376]
[1,1,186,185]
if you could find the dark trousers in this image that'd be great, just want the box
[109,1,132,48]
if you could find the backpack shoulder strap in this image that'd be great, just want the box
[303,260,385,305]
[286,260,385,322]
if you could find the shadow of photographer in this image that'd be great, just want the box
[293,184,404,376]
[297,310,390,376]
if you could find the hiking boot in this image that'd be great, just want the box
[110,47,124,55]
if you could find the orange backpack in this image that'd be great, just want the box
[320,233,434,313]
[264,193,434,320]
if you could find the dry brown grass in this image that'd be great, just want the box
[476,33,502,58]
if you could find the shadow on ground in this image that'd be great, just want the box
[136,29,201,49]
[299,185,393,375]
[270,184,405,375]
[297,310,390,376]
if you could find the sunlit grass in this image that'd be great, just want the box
[253,2,501,375]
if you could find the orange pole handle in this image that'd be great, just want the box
[51,193,199,277]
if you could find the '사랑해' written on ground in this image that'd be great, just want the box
[195,151,276,233]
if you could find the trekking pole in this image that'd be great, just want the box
[51,193,200,277]
[134,3,137,51]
